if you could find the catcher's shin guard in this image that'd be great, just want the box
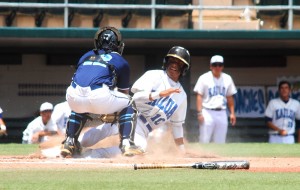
[60,112,91,158]
[118,103,144,156]
[119,104,137,145]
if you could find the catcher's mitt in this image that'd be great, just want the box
[99,113,119,123]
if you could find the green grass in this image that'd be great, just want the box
[2,143,300,157]
[1,143,300,190]
[187,143,300,157]
[0,143,38,155]
[1,168,300,190]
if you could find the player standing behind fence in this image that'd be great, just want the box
[265,80,300,144]
[193,55,237,143]
[60,26,143,158]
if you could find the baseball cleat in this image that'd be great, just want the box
[121,145,145,157]
[60,137,82,158]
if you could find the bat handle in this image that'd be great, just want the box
[134,164,165,170]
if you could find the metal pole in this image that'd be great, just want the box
[198,0,202,30]
[64,0,69,28]
[288,0,293,30]
[151,0,156,29]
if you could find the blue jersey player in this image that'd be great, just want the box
[60,26,144,158]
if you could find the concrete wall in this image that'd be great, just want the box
[1,54,300,118]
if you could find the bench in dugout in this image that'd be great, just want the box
[0,117,34,143]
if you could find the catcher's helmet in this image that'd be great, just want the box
[163,46,190,76]
[94,26,125,55]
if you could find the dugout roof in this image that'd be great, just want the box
[1,28,300,56]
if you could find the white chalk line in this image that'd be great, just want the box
[0,158,135,168]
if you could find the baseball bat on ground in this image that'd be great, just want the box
[134,160,250,170]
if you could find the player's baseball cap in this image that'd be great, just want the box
[40,102,53,112]
[210,55,224,64]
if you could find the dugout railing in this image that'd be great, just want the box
[0,0,300,29]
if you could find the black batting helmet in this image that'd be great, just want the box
[162,46,191,76]
[94,26,125,55]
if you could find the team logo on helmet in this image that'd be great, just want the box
[94,26,125,55]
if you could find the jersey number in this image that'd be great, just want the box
[150,114,165,125]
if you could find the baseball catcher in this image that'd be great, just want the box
[60,26,144,158]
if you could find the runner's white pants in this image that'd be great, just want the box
[79,117,150,158]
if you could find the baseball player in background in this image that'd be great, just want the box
[79,46,191,158]
[0,107,7,137]
[60,26,143,158]
[51,101,71,135]
[194,55,237,144]
[22,102,58,144]
[265,80,300,144]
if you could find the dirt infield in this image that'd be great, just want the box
[1,155,300,172]
[1,132,299,172]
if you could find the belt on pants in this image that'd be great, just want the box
[205,108,223,111]
[71,81,103,91]
[270,134,294,136]
[139,114,152,132]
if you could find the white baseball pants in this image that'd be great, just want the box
[199,109,228,143]
[269,135,294,144]
[79,118,150,158]
[66,84,130,114]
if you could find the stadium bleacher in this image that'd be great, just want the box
[255,0,288,29]
[70,0,101,27]
[192,0,260,30]
[124,0,164,29]
[0,0,17,26]
[0,0,299,30]
[156,0,192,29]
[293,0,300,29]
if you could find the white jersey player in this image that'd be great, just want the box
[79,46,191,158]
[265,80,300,144]
[51,101,71,134]
[22,102,58,144]
[194,55,237,143]
[0,107,7,136]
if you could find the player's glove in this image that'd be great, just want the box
[99,113,119,124]
[0,124,7,137]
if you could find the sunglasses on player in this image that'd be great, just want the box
[211,63,224,67]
